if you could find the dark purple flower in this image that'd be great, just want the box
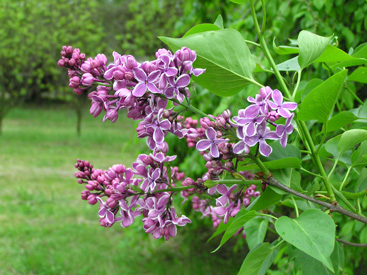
[165,74,190,100]
[268,89,297,118]
[196,127,229,158]
[276,113,294,147]
[141,168,161,192]
[117,196,141,228]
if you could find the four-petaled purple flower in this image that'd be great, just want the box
[245,121,279,157]
[132,67,161,97]
[196,127,229,158]
[268,89,297,118]
[97,197,115,224]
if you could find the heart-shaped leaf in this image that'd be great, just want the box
[275,209,335,271]
[159,28,257,97]
[326,111,358,133]
[298,31,332,69]
[244,218,269,250]
[348,67,367,83]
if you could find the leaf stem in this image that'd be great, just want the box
[339,166,352,191]
[300,167,323,178]
[291,196,299,217]
[292,70,302,98]
[245,40,261,47]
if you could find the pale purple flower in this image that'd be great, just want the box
[165,74,190,99]
[233,127,250,155]
[216,184,238,206]
[268,89,297,118]
[117,196,141,228]
[141,168,161,192]
[132,67,161,97]
[244,94,270,118]
[245,121,279,157]
[196,127,229,158]
[276,113,294,147]
[97,197,114,224]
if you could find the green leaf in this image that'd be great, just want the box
[207,217,232,242]
[326,111,358,133]
[338,129,367,156]
[293,248,334,275]
[238,243,272,275]
[159,29,257,97]
[276,56,301,71]
[298,31,332,69]
[213,210,257,252]
[248,187,283,211]
[244,218,269,250]
[268,143,301,160]
[271,169,300,195]
[275,209,335,272]
[325,135,341,159]
[349,67,367,83]
[273,38,299,55]
[315,45,367,67]
[241,157,301,171]
[298,70,347,123]
[213,14,224,29]
[301,78,323,100]
[183,24,220,37]
[351,140,367,167]
[355,168,367,192]
[313,0,326,10]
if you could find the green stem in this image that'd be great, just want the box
[300,167,323,178]
[291,196,299,217]
[332,185,357,213]
[249,153,271,177]
[94,82,112,87]
[339,166,352,191]
[344,85,364,105]
[153,185,194,194]
[249,0,336,202]
[328,157,340,178]
[206,179,263,187]
[245,40,261,47]
[292,70,302,98]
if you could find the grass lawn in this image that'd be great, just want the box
[0,104,245,275]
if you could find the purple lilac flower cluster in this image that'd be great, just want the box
[61,46,297,240]
[75,155,191,240]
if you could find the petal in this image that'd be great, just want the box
[272,89,283,105]
[278,107,291,118]
[160,120,171,130]
[98,208,106,218]
[205,127,216,141]
[153,127,165,144]
[106,211,115,223]
[133,67,147,82]
[216,184,229,195]
[245,135,259,147]
[244,105,260,118]
[168,223,177,237]
[233,141,246,154]
[147,70,161,83]
[276,125,285,136]
[196,140,212,151]
[132,83,147,97]
[164,87,176,98]
[176,74,190,87]
[245,122,256,137]
[217,196,228,206]
[280,134,288,148]
[147,83,161,94]
[210,144,220,158]
[166,67,178,77]
[286,124,294,134]
[259,141,272,157]
[192,68,205,77]
[264,131,280,140]
[282,102,298,110]
[214,206,227,216]
[152,168,161,181]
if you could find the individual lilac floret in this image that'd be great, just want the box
[196,127,229,158]
[233,127,250,155]
[216,184,237,206]
[245,121,279,157]
[268,89,297,118]
[276,114,294,147]
[132,67,161,97]
[97,197,115,224]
